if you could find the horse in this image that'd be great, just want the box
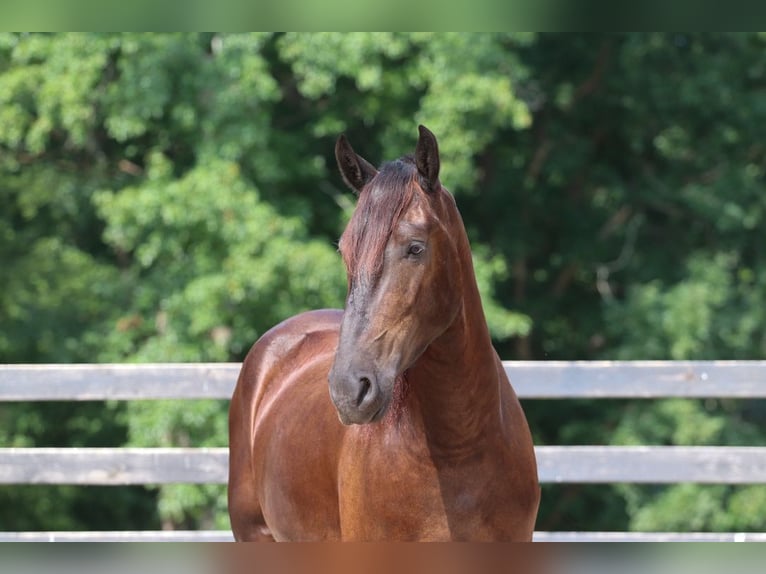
[228,125,540,541]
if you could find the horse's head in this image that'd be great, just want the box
[328,126,464,425]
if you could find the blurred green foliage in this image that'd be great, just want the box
[1,33,765,533]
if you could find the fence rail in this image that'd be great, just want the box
[2,361,766,542]
[3,446,766,485]
[3,361,766,400]
[2,530,766,543]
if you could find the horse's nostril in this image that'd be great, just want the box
[356,377,372,407]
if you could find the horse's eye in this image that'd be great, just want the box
[407,243,425,257]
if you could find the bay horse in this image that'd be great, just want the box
[228,125,540,541]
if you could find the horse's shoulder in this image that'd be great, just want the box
[266,308,343,345]
[276,308,344,334]
[244,309,342,365]
[236,309,342,400]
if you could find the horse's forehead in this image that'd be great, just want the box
[401,199,431,226]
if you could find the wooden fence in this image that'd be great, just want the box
[1,361,766,542]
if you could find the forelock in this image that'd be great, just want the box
[339,157,421,281]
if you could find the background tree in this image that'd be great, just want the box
[1,32,764,532]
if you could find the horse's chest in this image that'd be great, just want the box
[337,436,513,540]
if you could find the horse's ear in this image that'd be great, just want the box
[415,125,440,193]
[335,134,378,194]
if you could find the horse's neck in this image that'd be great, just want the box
[407,222,502,456]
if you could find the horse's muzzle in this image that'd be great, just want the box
[328,369,387,425]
